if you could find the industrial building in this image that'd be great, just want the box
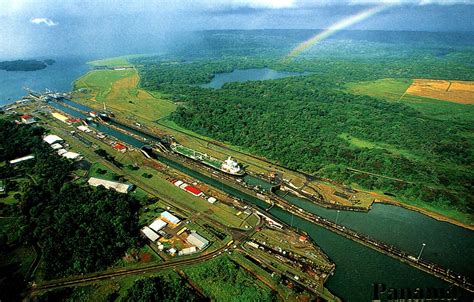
[50,143,63,150]
[51,112,69,123]
[160,211,181,227]
[113,143,127,153]
[179,246,197,256]
[149,219,167,232]
[186,231,209,250]
[62,151,82,160]
[43,134,64,145]
[183,184,203,197]
[77,125,92,133]
[9,155,35,165]
[141,226,160,242]
[20,115,36,124]
[87,177,133,193]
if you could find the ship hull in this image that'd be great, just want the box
[171,145,245,176]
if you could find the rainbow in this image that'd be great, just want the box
[285,4,390,61]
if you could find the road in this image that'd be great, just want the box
[30,244,228,292]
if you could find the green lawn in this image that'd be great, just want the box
[74,69,136,102]
[401,94,474,124]
[338,132,420,160]
[74,68,176,121]
[345,78,474,125]
[345,78,412,102]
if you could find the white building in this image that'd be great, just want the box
[77,125,92,133]
[207,197,217,204]
[186,231,209,250]
[43,134,63,145]
[160,211,181,226]
[179,246,197,256]
[62,152,82,160]
[149,219,167,232]
[57,149,68,156]
[50,143,63,150]
[141,226,160,242]
[87,177,133,193]
[174,180,183,187]
[9,155,35,165]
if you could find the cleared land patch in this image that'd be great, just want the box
[345,78,412,101]
[338,132,419,160]
[74,69,176,121]
[405,79,474,105]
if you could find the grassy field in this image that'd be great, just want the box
[401,94,474,124]
[345,78,413,101]
[73,69,176,121]
[346,78,474,124]
[338,132,420,160]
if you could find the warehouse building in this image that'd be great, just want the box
[186,231,209,250]
[9,155,35,165]
[160,211,181,227]
[62,151,82,160]
[87,177,133,193]
[20,115,36,124]
[141,226,160,242]
[43,134,64,145]
[149,219,167,232]
[50,143,63,150]
[179,246,197,256]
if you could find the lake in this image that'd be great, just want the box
[0,57,90,106]
[201,68,305,89]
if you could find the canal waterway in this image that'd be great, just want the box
[277,191,474,279]
[201,68,306,89]
[49,99,472,301]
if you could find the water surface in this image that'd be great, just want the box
[0,57,89,106]
[201,68,305,89]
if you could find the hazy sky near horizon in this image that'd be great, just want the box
[1,0,473,59]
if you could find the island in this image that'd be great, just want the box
[0,59,55,71]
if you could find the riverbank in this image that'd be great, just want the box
[373,197,474,231]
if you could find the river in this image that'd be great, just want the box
[201,68,305,89]
[49,99,473,301]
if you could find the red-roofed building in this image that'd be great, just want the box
[113,143,127,153]
[66,118,81,125]
[184,185,203,197]
[20,115,36,124]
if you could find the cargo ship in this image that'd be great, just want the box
[170,143,245,176]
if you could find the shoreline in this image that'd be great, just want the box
[374,198,474,231]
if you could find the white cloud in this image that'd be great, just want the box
[30,17,58,26]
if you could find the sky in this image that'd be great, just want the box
[0,0,473,59]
